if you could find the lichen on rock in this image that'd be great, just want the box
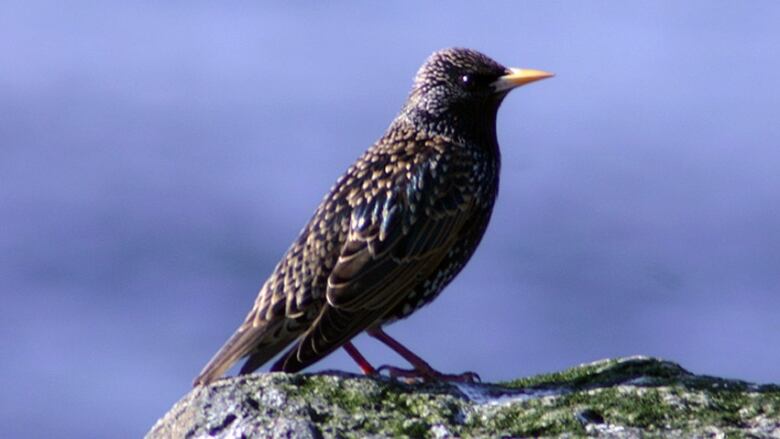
[146,356,780,438]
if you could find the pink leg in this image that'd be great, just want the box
[343,341,376,375]
[367,328,480,383]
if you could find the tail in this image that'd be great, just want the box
[193,320,292,386]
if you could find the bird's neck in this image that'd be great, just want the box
[395,99,502,154]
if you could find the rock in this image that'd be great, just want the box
[146,356,780,438]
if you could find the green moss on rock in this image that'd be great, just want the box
[147,356,780,438]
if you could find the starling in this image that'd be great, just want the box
[194,48,552,386]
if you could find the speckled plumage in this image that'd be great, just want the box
[194,48,551,385]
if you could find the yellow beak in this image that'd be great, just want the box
[492,68,554,92]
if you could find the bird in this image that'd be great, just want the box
[194,47,552,386]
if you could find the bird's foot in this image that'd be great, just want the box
[376,364,481,383]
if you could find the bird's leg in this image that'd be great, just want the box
[342,341,377,375]
[368,328,480,383]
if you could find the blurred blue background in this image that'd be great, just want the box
[2,1,779,437]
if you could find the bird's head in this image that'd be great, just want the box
[398,47,553,143]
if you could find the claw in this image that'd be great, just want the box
[376,364,481,383]
[458,371,481,383]
[434,370,481,383]
[368,328,482,383]
[375,365,417,383]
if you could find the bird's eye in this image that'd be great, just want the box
[459,73,484,91]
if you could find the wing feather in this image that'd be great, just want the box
[274,147,478,372]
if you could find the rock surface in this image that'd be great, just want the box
[147,356,780,438]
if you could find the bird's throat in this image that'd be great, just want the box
[401,99,502,151]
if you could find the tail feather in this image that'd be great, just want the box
[194,321,279,386]
[238,332,297,376]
